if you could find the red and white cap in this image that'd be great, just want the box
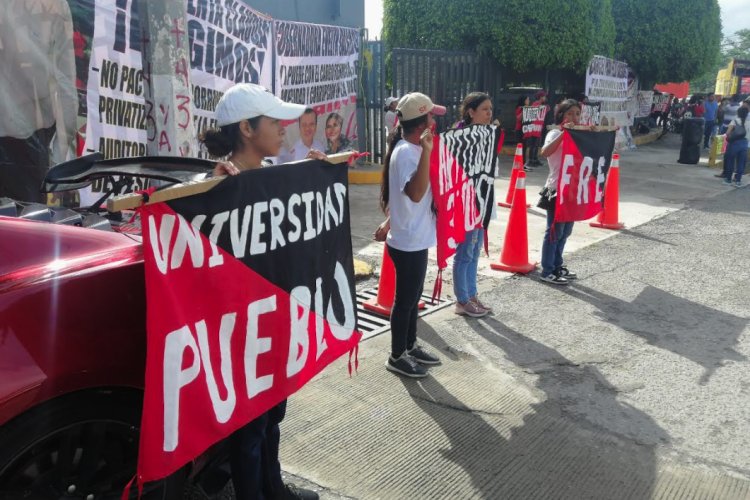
[215,83,306,126]
[396,92,447,121]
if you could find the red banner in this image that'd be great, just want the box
[555,129,616,222]
[136,161,361,485]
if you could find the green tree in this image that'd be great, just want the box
[612,0,721,87]
[382,0,615,74]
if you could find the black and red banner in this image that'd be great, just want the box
[521,105,548,139]
[430,124,502,268]
[556,129,616,222]
[136,160,361,484]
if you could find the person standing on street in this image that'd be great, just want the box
[721,106,748,188]
[703,93,719,149]
[377,92,446,378]
[451,92,495,318]
[201,83,320,500]
[538,99,584,285]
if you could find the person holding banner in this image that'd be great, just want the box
[324,112,352,155]
[452,92,495,317]
[515,95,530,162]
[200,83,319,500]
[538,99,584,285]
[378,92,446,378]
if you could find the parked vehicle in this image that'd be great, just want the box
[0,155,230,499]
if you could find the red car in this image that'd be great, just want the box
[0,156,228,499]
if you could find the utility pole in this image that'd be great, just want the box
[137,0,194,157]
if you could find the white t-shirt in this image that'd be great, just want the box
[387,140,436,252]
[278,138,326,163]
[543,128,564,190]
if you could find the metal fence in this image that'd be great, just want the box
[359,46,508,164]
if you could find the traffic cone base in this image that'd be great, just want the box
[498,200,531,209]
[490,261,537,274]
[363,297,426,316]
[589,220,625,230]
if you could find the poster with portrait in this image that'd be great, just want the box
[274,21,360,159]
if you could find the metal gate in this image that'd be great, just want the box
[391,48,505,131]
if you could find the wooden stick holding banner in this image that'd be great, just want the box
[107,152,356,212]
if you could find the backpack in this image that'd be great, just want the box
[727,119,746,142]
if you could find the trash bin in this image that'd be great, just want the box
[678,117,705,164]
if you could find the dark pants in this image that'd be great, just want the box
[387,245,428,357]
[703,120,716,148]
[0,124,55,203]
[229,400,287,500]
[526,136,540,165]
[723,139,749,182]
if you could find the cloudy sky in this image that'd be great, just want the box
[364,0,749,39]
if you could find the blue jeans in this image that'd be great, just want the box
[703,120,716,148]
[723,139,749,182]
[453,228,483,303]
[541,208,574,276]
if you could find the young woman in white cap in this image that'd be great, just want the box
[377,92,446,378]
[199,83,319,500]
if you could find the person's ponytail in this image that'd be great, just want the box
[380,125,403,213]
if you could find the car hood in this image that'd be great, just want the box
[0,216,142,290]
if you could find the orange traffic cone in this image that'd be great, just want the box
[499,143,530,208]
[590,153,625,230]
[364,245,425,316]
[491,171,538,274]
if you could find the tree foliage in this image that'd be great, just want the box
[382,0,615,74]
[612,0,721,86]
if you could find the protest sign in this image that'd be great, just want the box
[521,106,548,139]
[430,124,501,269]
[585,55,632,128]
[555,129,616,223]
[77,0,274,206]
[274,21,360,156]
[580,102,601,126]
[136,160,361,484]
[636,91,655,118]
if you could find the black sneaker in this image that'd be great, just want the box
[407,344,441,365]
[556,266,577,279]
[386,353,429,378]
[284,483,319,500]
[540,273,569,285]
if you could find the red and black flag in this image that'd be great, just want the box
[521,105,548,139]
[430,124,502,269]
[556,129,616,222]
[135,160,361,485]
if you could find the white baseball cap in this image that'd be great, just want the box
[385,96,399,106]
[215,83,306,126]
[396,92,447,121]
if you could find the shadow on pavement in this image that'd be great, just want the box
[561,283,747,384]
[399,316,667,499]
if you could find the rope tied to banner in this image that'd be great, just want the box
[126,186,158,224]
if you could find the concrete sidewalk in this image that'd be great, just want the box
[278,133,750,499]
